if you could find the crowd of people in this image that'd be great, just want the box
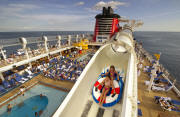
[43,55,91,81]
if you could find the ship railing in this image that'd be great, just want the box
[0,34,91,48]
[0,34,92,68]
[135,42,180,96]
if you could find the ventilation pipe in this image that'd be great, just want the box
[57,35,61,48]
[68,35,71,46]
[76,35,79,43]
[19,37,32,68]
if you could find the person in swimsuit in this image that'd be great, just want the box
[96,76,115,106]
[7,104,12,113]
[102,65,120,81]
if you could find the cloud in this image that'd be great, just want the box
[0,3,41,17]
[0,3,94,31]
[75,2,85,6]
[93,1,127,10]
[8,3,41,9]
[0,12,93,31]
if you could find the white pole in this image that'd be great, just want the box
[68,35,71,46]
[0,47,7,61]
[82,34,85,38]
[57,35,61,48]
[43,36,49,53]
[0,72,5,81]
[76,35,79,43]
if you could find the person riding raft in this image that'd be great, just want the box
[95,76,116,106]
[101,65,120,81]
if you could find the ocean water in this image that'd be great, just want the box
[134,31,180,84]
[0,31,179,83]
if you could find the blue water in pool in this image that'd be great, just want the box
[1,95,48,117]
[0,84,68,117]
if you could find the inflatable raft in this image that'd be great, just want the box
[92,69,124,107]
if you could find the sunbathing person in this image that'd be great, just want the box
[95,76,115,106]
[102,65,120,81]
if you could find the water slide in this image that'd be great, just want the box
[53,30,138,117]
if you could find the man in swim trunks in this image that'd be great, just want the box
[96,76,115,106]
[102,65,120,81]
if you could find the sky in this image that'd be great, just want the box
[0,0,180,32]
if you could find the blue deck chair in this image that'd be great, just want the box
[14,74,23,83]
[171,99,180,105]
[154,78,168,83]
[138,109,142,116]
[172,109,180,112]
[9,79,16,86]
[2,80,11,88]
[48,69,54,79]
[157,72,163,77]
[0,85,6,93]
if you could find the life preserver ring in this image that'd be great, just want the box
[92,77,123,107]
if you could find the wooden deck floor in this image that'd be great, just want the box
[138,58,180,117]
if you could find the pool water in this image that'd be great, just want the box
[1,95,48,117]
[0,84,68,117]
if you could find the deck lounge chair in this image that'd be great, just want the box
[157,72,163,77]
[138,109,142,116]
[171,99,180,105]
[14,73,26,83]
[0,85,6,93]
[172,109,180,112]
[24,69,34,79]
[9,79,16,86]
[2,80,11,88]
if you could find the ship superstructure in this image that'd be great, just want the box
[93,7,121,42]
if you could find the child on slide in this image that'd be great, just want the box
[101,65,120,81]
[95,76,115,106]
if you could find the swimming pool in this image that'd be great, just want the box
[0,84,68,117]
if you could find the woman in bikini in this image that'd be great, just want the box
[102,65,120,81]
[96,76,115,106]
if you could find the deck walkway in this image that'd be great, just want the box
[138,58,180,117]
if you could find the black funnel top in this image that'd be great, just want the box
[96,7,120,18]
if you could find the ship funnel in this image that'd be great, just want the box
[93,7,121,42]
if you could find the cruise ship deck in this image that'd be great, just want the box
[138,58,180,117]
